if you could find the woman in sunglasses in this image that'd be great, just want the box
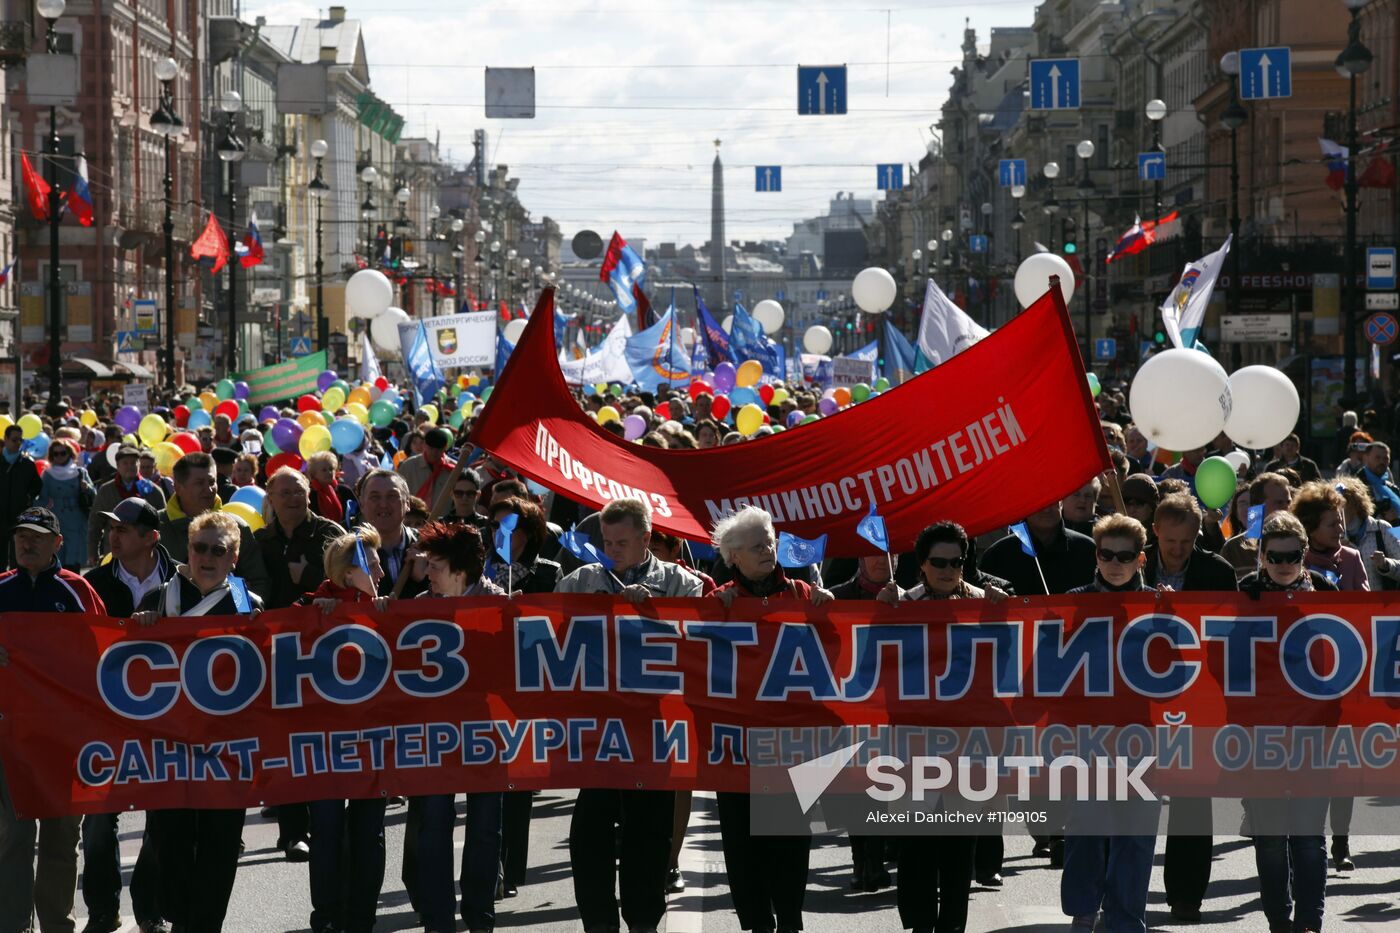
[35,437,95,570]
[1238,510,1339,596]
[130,511,262,933]
[1068,514,1156,594]
[904,520,1007,601]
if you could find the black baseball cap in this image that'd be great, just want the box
[13,507,60,535]
[97,498,160,532]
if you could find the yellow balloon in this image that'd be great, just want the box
[123,434,137,447]
[222,501,265,532]
[299,423,332,459]
[594,383,609,396]
[468,374,480,387]
[152,441,184,475]
[736,360,764,388]
[771,388,789,405]
[597,405,621,424]
[459,400,475,418]
[198,391,218,413]
[321,387,346,413]
[347,387,372,408]
[138,413,169,446]
[735,403,765,437]
[298,410,326,429]
[345,402,370,425]
[17,413,42,440]
[420,404,438,424]
[0,415,13,434]
[79,409,98,428]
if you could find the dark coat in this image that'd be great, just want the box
[980,523,1096,595]
[1142,544,1238,592]
[254,512,346,609]
[1238,569,1339,598]
[376,525,427,599]
[84,544,179,618]
[0,453,42,538]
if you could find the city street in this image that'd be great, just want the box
[84,792,1400,932]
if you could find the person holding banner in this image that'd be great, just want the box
[356,469,427,599]
[132,511,262,933]
[980,502,1095,599]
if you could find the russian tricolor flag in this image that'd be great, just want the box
[1319,138,1349,190]
[66,154,94,227]
[0,258,13,287]
[238,212,265,268]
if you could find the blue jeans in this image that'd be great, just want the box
[1247,797,1329,932]
[415,793,503,932]
[308,798,387,933]
[1060,799,1161,933]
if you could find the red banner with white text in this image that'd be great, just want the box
[471,287,1110,555]
[5,594,1400,817]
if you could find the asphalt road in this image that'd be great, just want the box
[81,792,1400,932]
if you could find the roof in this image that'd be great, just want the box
[261,17,370,85]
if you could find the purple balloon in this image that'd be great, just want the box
[713,361,737,394]
[271,417,303,451]
[818,397,838,417]
[622,414,647,441]
[233,380,251,400]
[316,370,338,393]
[786,410,804,428]
[114,405,141,433]
[259,406,280,422]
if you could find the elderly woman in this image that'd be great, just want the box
[132,512,261,933]
[1291,481,1369,592]
[1238,510,1335,933]
[35,438,94,569]
[305,450,355,526]
[486,496,562,595]
[709,506,829,933]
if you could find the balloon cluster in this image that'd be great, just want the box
[346,269,410,357]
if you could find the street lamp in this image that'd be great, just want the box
[37,0,65,415]
[473,230,486,304]
[1145,98,1168,220]
[1220,51,1248,369]
[490,239,502,301]
[941,228,955,291]
[1338,0,1373,400]
[359,164,378,260]
[451,216,466,305]
[1010,184,1026,264]
[1075,141,1097,360]
[308,139,330,353]
[1043,161,1061,249]
[151,55,183,392]
[215,89,245,374]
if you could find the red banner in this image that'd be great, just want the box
[472,287,1109,555]
[4,594,1400,817]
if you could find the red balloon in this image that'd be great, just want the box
[758,384,775,405]
[266,452,304,477]
[655,401,671,420]
[688,380,711,401]
[34,458,48,476]
[374,377,390,391]
[214,400,240,421]
[170,433,201,455]
[297,394,321,413]
[763,413,771,425]
[710,396,731,421]
[173,405,190,427]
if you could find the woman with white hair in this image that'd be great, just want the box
[709,505,829,933]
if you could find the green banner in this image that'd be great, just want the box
[233,350,328,406]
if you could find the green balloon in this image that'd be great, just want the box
[330,380,351,398]
[369,400,396,427]
[851,383,871,403]
[873,377,890,392]
[185,394,201,411]
[801,415,820,425]
[1194,456,1238,510]
[263,429,280,457]
[215,379,236,401]
[449,408,465,429]
[1087,372,1102,398]
[481,386,494,402]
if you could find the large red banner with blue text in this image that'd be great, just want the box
[4,593,1400,818]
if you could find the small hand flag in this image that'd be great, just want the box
[855,504,889,553]
[495,512,518,565]
[777,531,827,569]
[1010,521,1037,557]
[560,523,615,570]
[1245,504,1264,541]
[228,575,251,613]
[1322,569,1340,585]
[352,534,373,577]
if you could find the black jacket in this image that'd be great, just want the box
[376,525,427,599]
[139,572,265,616]
[980,523,1096,595]
[1238,569,1338,598]
[1142,544,1238,592]
[1068,572,1155,594]
[255,512,346,609]
[84,545,179,618]
[0,453,42,533]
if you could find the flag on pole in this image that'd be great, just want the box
[694,288,733,366]
[0,258,13,288]
[21,153,51,222]
[882,321,917,385]
[729,303,784,378]
[360,330,382,385]
[1244,504,1265,540]
[66,154,94,227]
[1319,138,1348,190]
[494,512,518,564]
[599,231,648,323]
[623,305,691,391]
[855,503,889,552]
[777,531,827,568]
[403,320,446,405]
[1361,155,1396,189]
[914,278,989,371]
[190,213,230,274]
[1105,211,1181,263]
[238,213,265,268]
[560,523,614,569]
[1160,236,1232,350]
[1009,521,1037,556]
[495,331,515,374]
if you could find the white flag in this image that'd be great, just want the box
[559,315,633,385]
[1160,235,1232,350]
[915,279,990,371]
[361,330,382,384]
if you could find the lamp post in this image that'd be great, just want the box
[151,55,183,391]
[1145,98,1168,220]
[1338,0,1374,400]
[308,139,329,353]
[1077,140,1096,360]
[1043,161,1061,251]
[451,217,465,307]
[215,89,245,374]
[1220,52,1248,371]
[1010,184,1026,265]
[489,239,502,302]
[473,230,486,304]
[37,0,65,415]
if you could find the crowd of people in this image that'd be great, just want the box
[0,373,1392,933]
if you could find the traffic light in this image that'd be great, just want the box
[1153,328,1168,346]
[1062,218,1077,254]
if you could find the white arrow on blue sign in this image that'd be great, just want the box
[998,159,1027,187]
[969,235,988,254]
[797,65,846,115]
[876,163,903,190]
[1029,58,1080,110]
[1239,47,1291,100]
[755,166,782,192]
[1094,338,1117,361]
[1138,152,1166,181]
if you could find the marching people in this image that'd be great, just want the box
[1264,434,1322,483]
[397,428,457,508]
[159,451,270,600]
[357,469,428,599]
[1335,475,1400,590]
[88,444,167,561]
[0,424,43,568]
[980,501,1096,597]
[305,450,355,526]
[1220,472,1294,580]
[33,439,95,571]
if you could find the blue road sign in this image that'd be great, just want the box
[998,159,1027,187]
[755,166,782,192]
[115,331,136,353]
[1368,247,1397,290]
[816,289,829,300]
[775,290,786,301]
[1094,338,1117,361]
[969,235,988,254]
[1366,313,1398,346]
[1239,47,1291,100]
[876,163,903,190]
[1029,58,1080,110]
[1138,151,1166,181]
[289,336,312,356]
[797,65,846,115]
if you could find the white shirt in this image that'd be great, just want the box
[116,559,164,608]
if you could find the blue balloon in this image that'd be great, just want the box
[229,485,266,513]
[187,408,212,430]
[25,432,51,456]
[329,418,366,455]
[729,386,759,408]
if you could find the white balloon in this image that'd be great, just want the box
[1224,365,1300,449]
[1129,349,1232,451]
[680,327,696,349]
[1013,253,1075,309]
[1225,449,1252,473]
[852,267,897,313]
[346,270,394,319]
[503,318,527,344]
[752,299,785,335]
[803,325,833,355]
[722,314,733,333]
[369,306,410,355]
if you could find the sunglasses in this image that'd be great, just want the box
[1264,549,1303,565]
[191,541,231,558]
[923,555,963,569]
[1098,547,1142,564]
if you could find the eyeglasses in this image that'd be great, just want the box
[1097,547,1142,564]
[1264,549,1303,565]
[453,488,478,497]
[190,541,231,557]
[923,555,963,569]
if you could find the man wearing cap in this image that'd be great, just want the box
[81,498,173,932]
[159,450,270,601]
[88,445,168,561]
[209,446,239,504]
[0,424,43,569]
[397,427,457,511]
[0,507,106,933]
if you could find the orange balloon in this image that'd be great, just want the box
[298,410,326,429]
[833,387,852,407]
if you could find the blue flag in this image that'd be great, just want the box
[694,289,732,365]
[730,303,785,379]
[846,340,878,363]
[352,534,373,576]
[883,321,917,384]
[624,305,692,392]
[228,575,251,613]
[495,512,518,565]
[777,531,827,568]
[560,522,615,569]
[601,233,647,316]
[404,320,446,406]
[495,331,515,375]
[1009,521,1037,557]
[855,504,889,552]
[379,449,393,469]
[1322,569,1340,585]
[1245,504,1265,540]
[554,307,575,349]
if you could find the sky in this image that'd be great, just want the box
[244,0,1040,249]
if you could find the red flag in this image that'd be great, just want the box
[1360,155,1396,189]
[190,213,229,274]
[354,254,369,270]
[21,153,51,222]
[500,300,511,321]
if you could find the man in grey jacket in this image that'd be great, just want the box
[557,498,701,933]
[88,445,167,561]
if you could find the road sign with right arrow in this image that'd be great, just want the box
[1029,58,1080,110]
[797,65,846,115]
[755,166,782,192]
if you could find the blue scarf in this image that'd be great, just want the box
[1362,466,1400,515]
[2,449,19,465]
